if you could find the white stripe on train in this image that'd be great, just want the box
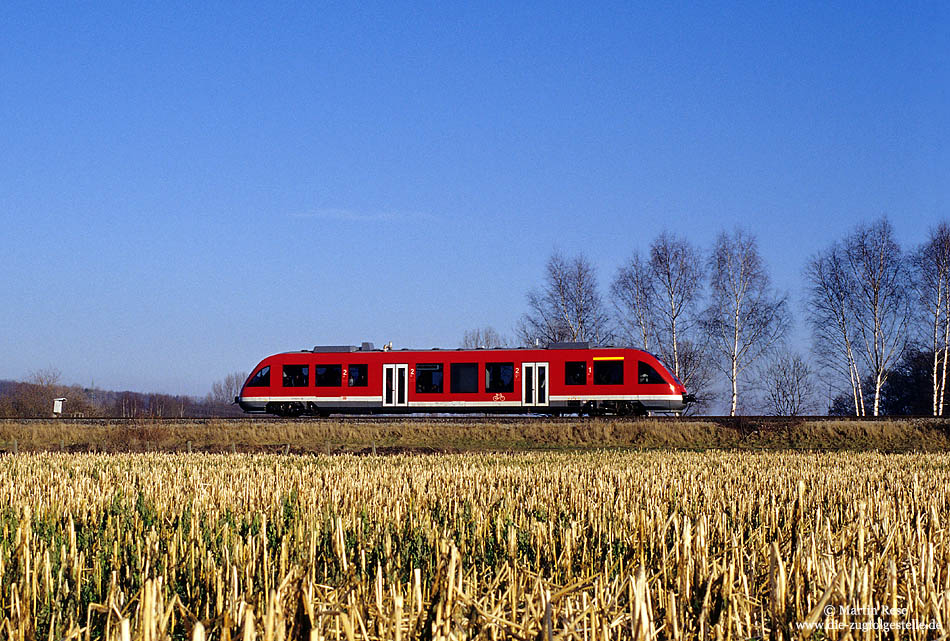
[239,394,683,405]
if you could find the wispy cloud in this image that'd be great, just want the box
[291,208,437,223]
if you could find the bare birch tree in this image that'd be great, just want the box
[914,222,950,416]
[704,229,790,416]
[843,217,911,416]
[804,243,866,415]
[611,252,656,350]
[518,251,612,346]
[649,232,706,381]
[611,232,711,407]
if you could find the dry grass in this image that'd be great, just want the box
[0,450,949,639]
[2,417,950,453]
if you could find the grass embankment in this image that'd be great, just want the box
[1,417,949,453]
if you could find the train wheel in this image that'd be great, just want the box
[268,402,303,418]
[287,403,304,418]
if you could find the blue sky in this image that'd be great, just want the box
[1,2,946,396]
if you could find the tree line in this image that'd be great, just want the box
[469,217,949,417]
[0,368,246,418]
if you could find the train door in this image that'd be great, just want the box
[382,364,408,408]
[521,362,549,408]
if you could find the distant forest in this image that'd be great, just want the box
[0,373,244,418]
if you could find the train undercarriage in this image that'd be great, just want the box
[258,399,656,418]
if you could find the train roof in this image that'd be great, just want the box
[284,341,641,355]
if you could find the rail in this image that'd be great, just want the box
[3,414,950,425]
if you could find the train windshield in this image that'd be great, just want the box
[660,362,684,387]
[656,362,685,388]
[637,361,666,385]
[246,366,270,388]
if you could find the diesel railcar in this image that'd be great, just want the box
[236,342,692,417]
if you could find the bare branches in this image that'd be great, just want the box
[211,372,248,406]
[805,218,912,416]
[460,327,508,349]
[611,252,656,350]
[611,233,711,410]
[754,350,819,416]
[28,367,62,388]
[518,251,612,346]
[704,229,790,416]
[649,232,706,380]
[913,222,950,416]
[804,243,865,415]
[842,217,912,416]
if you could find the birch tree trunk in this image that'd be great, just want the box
[844,218,910,417]
[805,245,865,415]
[915,223,950,416]
[705,229,789,416]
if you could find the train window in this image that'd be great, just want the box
[416,363,443,393]
[638,361,666,385]
[348,364,368,387]
[593,360,624,385]
[565,361,586,385]
[450,363,478,393]
[315,364,342,387]
[485,362,514,393]
[246,366,270,387]
[282,364,309,387]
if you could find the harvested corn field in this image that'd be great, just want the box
[0,451,948,639]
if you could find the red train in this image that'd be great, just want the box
[236,342,693,416]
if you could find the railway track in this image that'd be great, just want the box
[6,414,950,426]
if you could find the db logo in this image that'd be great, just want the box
[493,393,506,402]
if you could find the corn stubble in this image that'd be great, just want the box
[0,451,948,640]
